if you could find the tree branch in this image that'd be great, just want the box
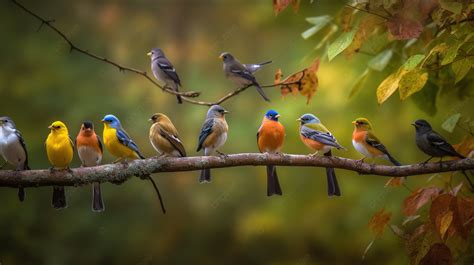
[0,154,472,187]
[11,0,291,107]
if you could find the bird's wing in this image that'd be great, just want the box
[426,131,460,156]
[365,131,389,155]
[15,130,29,170]
[244,60,272,73]
[197,118,214,152]
[116,128,142,156]
[301,125,341,148]
[156,56,181,85]
[69,136,75,152]
[96,135,103,153]
[159,126,186,157]
[229,62,257,82]
[256,124,263,152]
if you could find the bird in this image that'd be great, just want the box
[149,113,186,157]
[0,117,29,201]
[196,105,229,183]
[352,118,401,166]
[298,114,345,196]
[46,121,74,209]
[76,121,105,212]
[257,110,285,196]
[101,114,166,213]
[148,48,183,104]
[412,119,466,163]
[220,52,271,102]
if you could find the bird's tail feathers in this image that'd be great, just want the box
[325,151,341,196]
[199,168,211,183]
[92,182,105,212]
[254,82,271,102]
[259,60,273,66]
[52,186,67,209]
[386,153,402,166]
[18,187,25,202]
[267,165,282,196]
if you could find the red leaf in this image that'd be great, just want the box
[403,187,441,216]
[419,243,452,265]
[273,0,300,15]
[387,14,423,40]
[368,208,392,238]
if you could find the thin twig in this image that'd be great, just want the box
[344,4,390,20]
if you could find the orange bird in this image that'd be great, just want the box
[76,121,105,212]
[257,110,285,196]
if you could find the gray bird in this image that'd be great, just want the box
[412,119,465,163]
[220,52,272,102]
[196,105,229,183]
[148,48,183,104]
[0,117,29,201]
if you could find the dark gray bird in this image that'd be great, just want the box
[196,105,229,183]
[148,48,183,104]
[220,52,272,102]
[412,119,465,163]
[0,117,29,201]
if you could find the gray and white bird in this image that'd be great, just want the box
[0,117,29,201]
[148,48,183,104]
[196,105,229,183]
[220,52,272,102]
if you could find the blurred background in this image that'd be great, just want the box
[0,0,472,264]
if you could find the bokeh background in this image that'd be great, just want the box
[0,0,472,264]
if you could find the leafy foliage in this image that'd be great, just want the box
[275,58,320,104]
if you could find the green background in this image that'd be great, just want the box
[0,0,471,264]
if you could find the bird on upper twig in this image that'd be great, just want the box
[220,52,272,102]
[148,48,183,104]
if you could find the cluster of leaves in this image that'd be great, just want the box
[296,0,473,115]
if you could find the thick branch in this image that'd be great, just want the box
[0,154,472,187]
[11,0,289,106]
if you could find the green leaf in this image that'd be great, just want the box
[376,70,405,104]
[301,15,332,39]
[411,81,438,116]
[441,42,461,65]
[451,58,472,83]
[440,0,462,15]
[327,29,356,61]
[349,69,370,98]
[399,69,429,100]
[442,113,461,133]
[402,54,425,71]
[369,49,393,71]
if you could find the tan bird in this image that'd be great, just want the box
[149,113,186,157]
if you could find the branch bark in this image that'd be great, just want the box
[0,154,472,187]
[11,0,289,106]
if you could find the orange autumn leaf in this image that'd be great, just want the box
[452,136,474,158]
[276,58,320,104]
[403,187,440,216]
[368,208,392,238]
[385,177,405,187]
[273,0,300,15]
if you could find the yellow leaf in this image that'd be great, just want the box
[399,69,428,100]
[439,211,453,240]
[368,208,392,238]
[376,70,406,104]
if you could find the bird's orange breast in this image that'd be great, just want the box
[76,133,102,154]
[258,121,284,152]
[300,134,326,151]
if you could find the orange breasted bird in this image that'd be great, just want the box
[298,114,344,197]
[257,110,285,196]
[149,113,186,157]
[76,121,105,212]
[196,105,229,183]
[352,118,401,166]
[46,121,74,209]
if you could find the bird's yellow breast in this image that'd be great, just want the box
[46,133,73,169]
[103,126,137,159]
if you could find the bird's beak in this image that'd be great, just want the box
[296,118,301,121]
[275,114,281,118]
[0,120,3,125]
[48,125,52,129]
[219,55,223,59]
[351,121,356,125]
[101,119,105,123]
[148,118,153,122]
[411,123,417,127]
[223,110,229,114]
[147,52,152,57]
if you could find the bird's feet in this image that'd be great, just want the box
[309,152,318,157]
[216,150,228,158]
[49,167,56,174]
[66,167,73,174]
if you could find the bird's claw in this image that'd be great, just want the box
[216,150,228,158]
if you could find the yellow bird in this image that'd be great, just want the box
[45,121,74,209]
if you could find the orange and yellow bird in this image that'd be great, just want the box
[257,110,285,196]
[298,114,345,197]
[352,118,401,166]
[76,121,105,212]
[46,121,74,209]
[149,113,186,157]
